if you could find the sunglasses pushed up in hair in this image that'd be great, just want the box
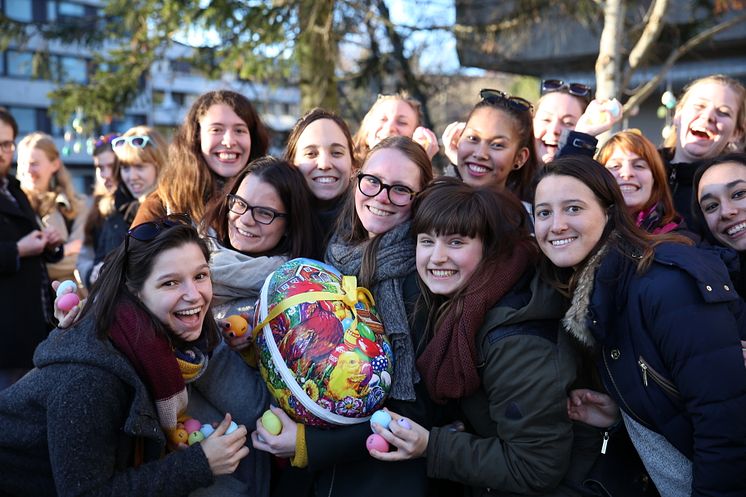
[125,213,193,253]
[479,89,533,113]
[112,135,153,149]
[541,80,592,100]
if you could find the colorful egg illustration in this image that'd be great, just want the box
[254,259,394,428]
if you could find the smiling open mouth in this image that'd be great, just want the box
[367,206,393,217]
[550,237,577,246]
[217,152,239,161]
[429,269,457,278]
[726,222,746,237]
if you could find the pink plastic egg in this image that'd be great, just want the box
[366,434,389,453]
[183,418,201,434]
[57,293,80,312]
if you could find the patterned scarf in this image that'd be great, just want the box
[417,241,534,404]
[326,221,419,400]
[108,298,208,431]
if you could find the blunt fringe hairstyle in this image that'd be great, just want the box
[159,90,269,220]
[534,156,690,294]
[284,107,359,173]
[411,177,534,343]
[464,96,539,202]
[76,223,220,351]
[597,129,677,223]
[201,156,322,259]
[691,152,746,243]
[336,135,434,288]
[113,125,168,175]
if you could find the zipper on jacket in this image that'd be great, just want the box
[637,356,681,400]
[601,431,609,454]
[602,346,649,428]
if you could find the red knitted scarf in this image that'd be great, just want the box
[417,241,534,404]
[109,298,189,431]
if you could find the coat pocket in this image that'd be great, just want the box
[637,356,681,401]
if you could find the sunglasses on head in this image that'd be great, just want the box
[125,213,193,253]
[95,133,120,148]
[479,89,533,113]
[112,135,153,149]
[541,79,592,99]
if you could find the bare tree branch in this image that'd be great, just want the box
[621,0,669,91]
[623,11,746,113]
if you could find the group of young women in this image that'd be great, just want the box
[1,73,745,497]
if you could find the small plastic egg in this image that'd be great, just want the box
[188,430,205,445]
[397,418,412,430]
[226,421,238,435]
[341,318,353,330]
[57,293,80,312]
[200,424,215,438]
[369,410,391,431]
[56,280,78,298]
[168,428,189,445]
[183,418,201,434]
[607,99,622,118]
[225,315,248,337]
[366,434,389,453]
[262,410,283,436]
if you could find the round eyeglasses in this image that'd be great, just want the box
[227,194,287,225]
[356,173,417,207]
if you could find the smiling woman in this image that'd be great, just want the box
[0,222,258,496]
[534,155,746,497]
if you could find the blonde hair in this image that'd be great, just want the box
[352,91,423,162]
[113,125,168,173]
[663,75,746,152]
[17,132,81,220]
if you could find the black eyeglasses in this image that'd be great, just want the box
[95,133,120,148]
[226,194,287,225]
[112,135,153,149]
[0,141,15,153]
[357,173,417,207]
[479,88,533,113]
[125,213,192,253]
[541,79,592,100]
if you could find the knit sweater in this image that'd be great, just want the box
[0,317,215,496]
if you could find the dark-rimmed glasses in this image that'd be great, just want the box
[357,173,417,207]
[95,133,120,148]
[227,194,287,225]
[541,79,592,100]
[125,213,192,253]
[479,89,533,113]
[112,135,153,149]
[0,141,15,153]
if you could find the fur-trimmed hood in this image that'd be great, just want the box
[561,244,609,348]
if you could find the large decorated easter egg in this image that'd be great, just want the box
[254,258,394,427]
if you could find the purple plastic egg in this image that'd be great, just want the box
[366,434,389,453]
[57,293,80,312]
[397,418,412,430]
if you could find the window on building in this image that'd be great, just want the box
[6,107,37,136]
[58,1,85,18]
[58,56,88,83]
[6,51,34,78]
[4,0,33,22]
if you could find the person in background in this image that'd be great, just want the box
[16,132,87,285]
[78,133,120,287]
[352,92,439,162]
[0,109,63,390]
[133,90,269,225]
[661,75,745,225]
[597,129,687,235]
[284,108,358,246]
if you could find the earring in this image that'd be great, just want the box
[513,164,521,170]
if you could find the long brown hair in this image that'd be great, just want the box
[201,156,321,259]
[597,129,677,223]
[77,223,220,351]
[336,135,433,287]
[534,156,691,295]
[412,177,532,335]
[157,90,269,221]
[284,107,359,172]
